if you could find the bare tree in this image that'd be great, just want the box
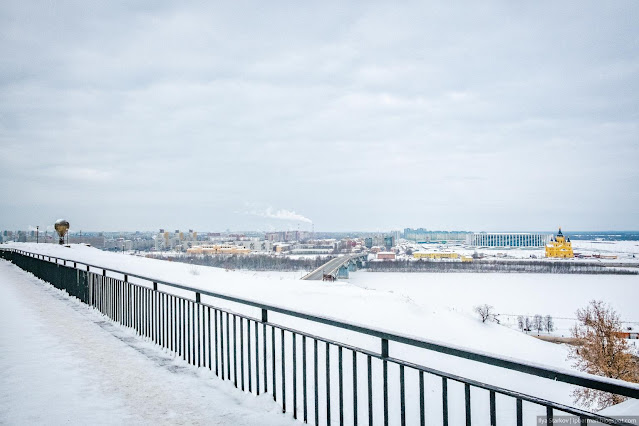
[569,300,639,410]
[533,314,543,335]
[544,315,554,333]
[474,304,495,323]
[524,316,532,333]
[517,315,525,331]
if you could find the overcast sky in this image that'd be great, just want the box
[1,1,637,233]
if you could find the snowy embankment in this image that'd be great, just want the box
[345,271,639,339]
[0,260,294,425]
[3,243,637,422]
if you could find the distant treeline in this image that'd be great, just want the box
[366,260,639,274]
[169,254,333,272]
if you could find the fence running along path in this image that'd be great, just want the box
[1,248,638,426]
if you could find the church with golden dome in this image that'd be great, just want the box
[545,227,574,258]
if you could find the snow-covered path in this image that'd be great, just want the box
[0,260,295,426]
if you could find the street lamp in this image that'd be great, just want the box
[36,226,39,244]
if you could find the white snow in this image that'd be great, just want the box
[345,271,639,337]
[3,242,638,423]
[0,259,294,425]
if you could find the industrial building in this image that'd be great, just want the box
[376,252,396,260]
[466,232,551,248]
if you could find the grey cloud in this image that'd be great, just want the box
[0,1,637,232]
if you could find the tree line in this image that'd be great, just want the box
[367,259,638,274]
[168,254,334,272]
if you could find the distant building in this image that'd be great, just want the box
[466,232,551,248]
[404,228,469,243]
[154,229,198,251]
[234,239,272,252]
[265,231,309,242]
[377,252,396,260]
[413,252,459,260]
[365,235,395,250]
[545,228,574,258]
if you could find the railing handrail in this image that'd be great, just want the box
[4,246,639,399]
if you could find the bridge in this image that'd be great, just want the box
[301,252,367,280]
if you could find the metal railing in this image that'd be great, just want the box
[2,247,638,425]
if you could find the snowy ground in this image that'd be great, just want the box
[345,271,639,339]
[3,243,638,424]
[0,260,295,426]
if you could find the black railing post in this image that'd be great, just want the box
[272,324,276,401]
[255,320,260,395]
[352,351,358,426]
[338,346,344,426]
[207,306,212,370]
[303,336,308,422]
[367,355,373,426]
[419,371,425,426]
[326,342,331,426]
[262,309,268,394]
[442,377,449,426]
[215,309,219,377]
[400,365,406,426]
[292,332,296,419]
[314,339,319,426]
[489,390,496,426]
[381,338,389,426]
[464,383,471,426]
[247,320,252,393]
[197,300,201,367]
[220,309,225,380]
[226,312,231,380]
[240,318,245,390]
[281,328,286,413]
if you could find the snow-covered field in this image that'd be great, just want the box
[346,271,639,339]
[2,242,638,424]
